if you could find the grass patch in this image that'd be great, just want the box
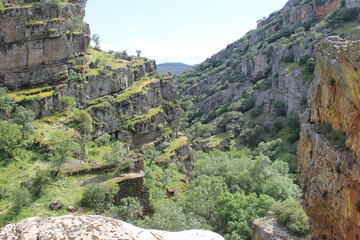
[159,136,188,162]
[114,77,159,103]
[5,86,56,102]
[133,107,163,123]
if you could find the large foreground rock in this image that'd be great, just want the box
[0,215,224,240]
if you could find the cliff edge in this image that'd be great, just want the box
[298,29,360,240]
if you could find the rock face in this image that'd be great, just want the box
[252,213,306,240]
[0,215,225,240]
[298,31,360,240]
[0,3,90,90]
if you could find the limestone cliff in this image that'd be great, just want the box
[298,30,360,240]
[0,2,90,90]
[0,215,225,240]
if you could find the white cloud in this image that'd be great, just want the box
[128,28,141,33]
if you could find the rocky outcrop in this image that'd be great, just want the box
[0,2,90,90]
[252,213,306,240]
[298,31,360,240]
[0,215,225,240]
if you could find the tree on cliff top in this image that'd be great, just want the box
[92,34,101,49]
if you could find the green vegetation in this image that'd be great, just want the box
[48,131,81,178]
[272,200,310,237]
[91,34,101,49]
[0,1,5,14]
[319,122,347,149]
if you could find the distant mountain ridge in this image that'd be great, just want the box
[157,62,192,75]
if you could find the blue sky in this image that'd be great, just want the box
[85,0,288,65]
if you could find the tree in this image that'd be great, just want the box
[0,121,22,158]
[0,88,15,113]
[71,110,93,138]
[48,131,80,178]
[136,50,142,58]
[91,34,101,49]
[216,192,275,239]
[104,141,134,169]
[11,106,35,138]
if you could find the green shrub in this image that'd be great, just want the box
[0,1,5,14]
[61,96,75,111]
[319,122,347,149]
[272,200,310,237]
[104,197,142,222]
[95,132,111,146]
[71,110,93,137]
[48,0,63,12]
[65,16,83,33]
[0,121,22,158]
[80,183,118,213]
[11,187,32,209]
[21,169,51,199]
[273,100,287,117]
[104,142,134,169]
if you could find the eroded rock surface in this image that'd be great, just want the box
[0,3,90,90]
[0,215,225,240]
[298,31,360,240]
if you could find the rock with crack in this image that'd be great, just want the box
[0,215,225,240]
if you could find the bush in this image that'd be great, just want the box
[95,132,111,146]
[80,183,118,213]
[239,97,256,113]
[319,122,347,149]
[250,107,262,118]
[61,96,75,111]
[104,197,142,222]
[65,16,83,33]
[272,200,310,237]
[48,0,64,12]
[273,100,287,117]
[0,121,22,158]
[0,1,5,14]
[104,142,134,169]
[21,169,51,199]
[71,110,93,137]
[326,7,360,26]
[11,187,32,209]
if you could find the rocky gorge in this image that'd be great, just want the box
[0,0,359,239]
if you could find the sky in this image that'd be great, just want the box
[85,0,289,65]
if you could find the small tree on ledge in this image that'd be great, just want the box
[136,50,142,58]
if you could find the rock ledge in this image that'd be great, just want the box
[0,215,225,240]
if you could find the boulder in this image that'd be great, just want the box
[0,215,225,240]
[49,200,64,211]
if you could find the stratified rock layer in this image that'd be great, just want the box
[298,31,360,240]
[0,3,90,90]
[0,215,225,240]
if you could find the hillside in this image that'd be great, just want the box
[157,62,192,75]
[176,0,360,239]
